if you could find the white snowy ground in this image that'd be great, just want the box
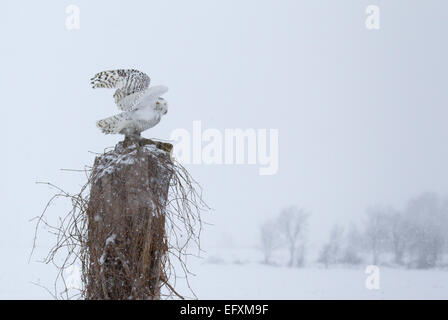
[173,247,448,300]
[4,246,446,299]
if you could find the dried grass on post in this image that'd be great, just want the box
[30,140,207,300]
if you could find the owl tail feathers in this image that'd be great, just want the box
[96,114,126,134]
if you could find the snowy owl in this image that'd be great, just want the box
[91,69,168,137]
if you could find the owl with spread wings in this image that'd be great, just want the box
[91,69,168,137]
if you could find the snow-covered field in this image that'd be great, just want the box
[3,246,447,299]
[174,247,448,300]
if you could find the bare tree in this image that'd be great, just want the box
[318,224,344,268]
[341,223,363,265]
[405,193,448,268]
[386,210,408,265]
[295,242,307,268]
[359,193,448,268]
[277,206,309,267]
[260,219,280,264]
[364,207,391,265]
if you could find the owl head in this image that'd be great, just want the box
[155,97,168,115]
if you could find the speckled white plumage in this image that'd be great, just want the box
[91,69,168,136]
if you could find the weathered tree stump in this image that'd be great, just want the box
[86,137,173,300]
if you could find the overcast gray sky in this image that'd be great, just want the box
[1,0,447,298]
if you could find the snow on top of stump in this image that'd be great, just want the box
[92,140,172,184]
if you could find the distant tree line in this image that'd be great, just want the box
[261,193,448,269]
[318,192,448,269]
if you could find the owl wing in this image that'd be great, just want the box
[141,85,169,106]
[90,69,151,111]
